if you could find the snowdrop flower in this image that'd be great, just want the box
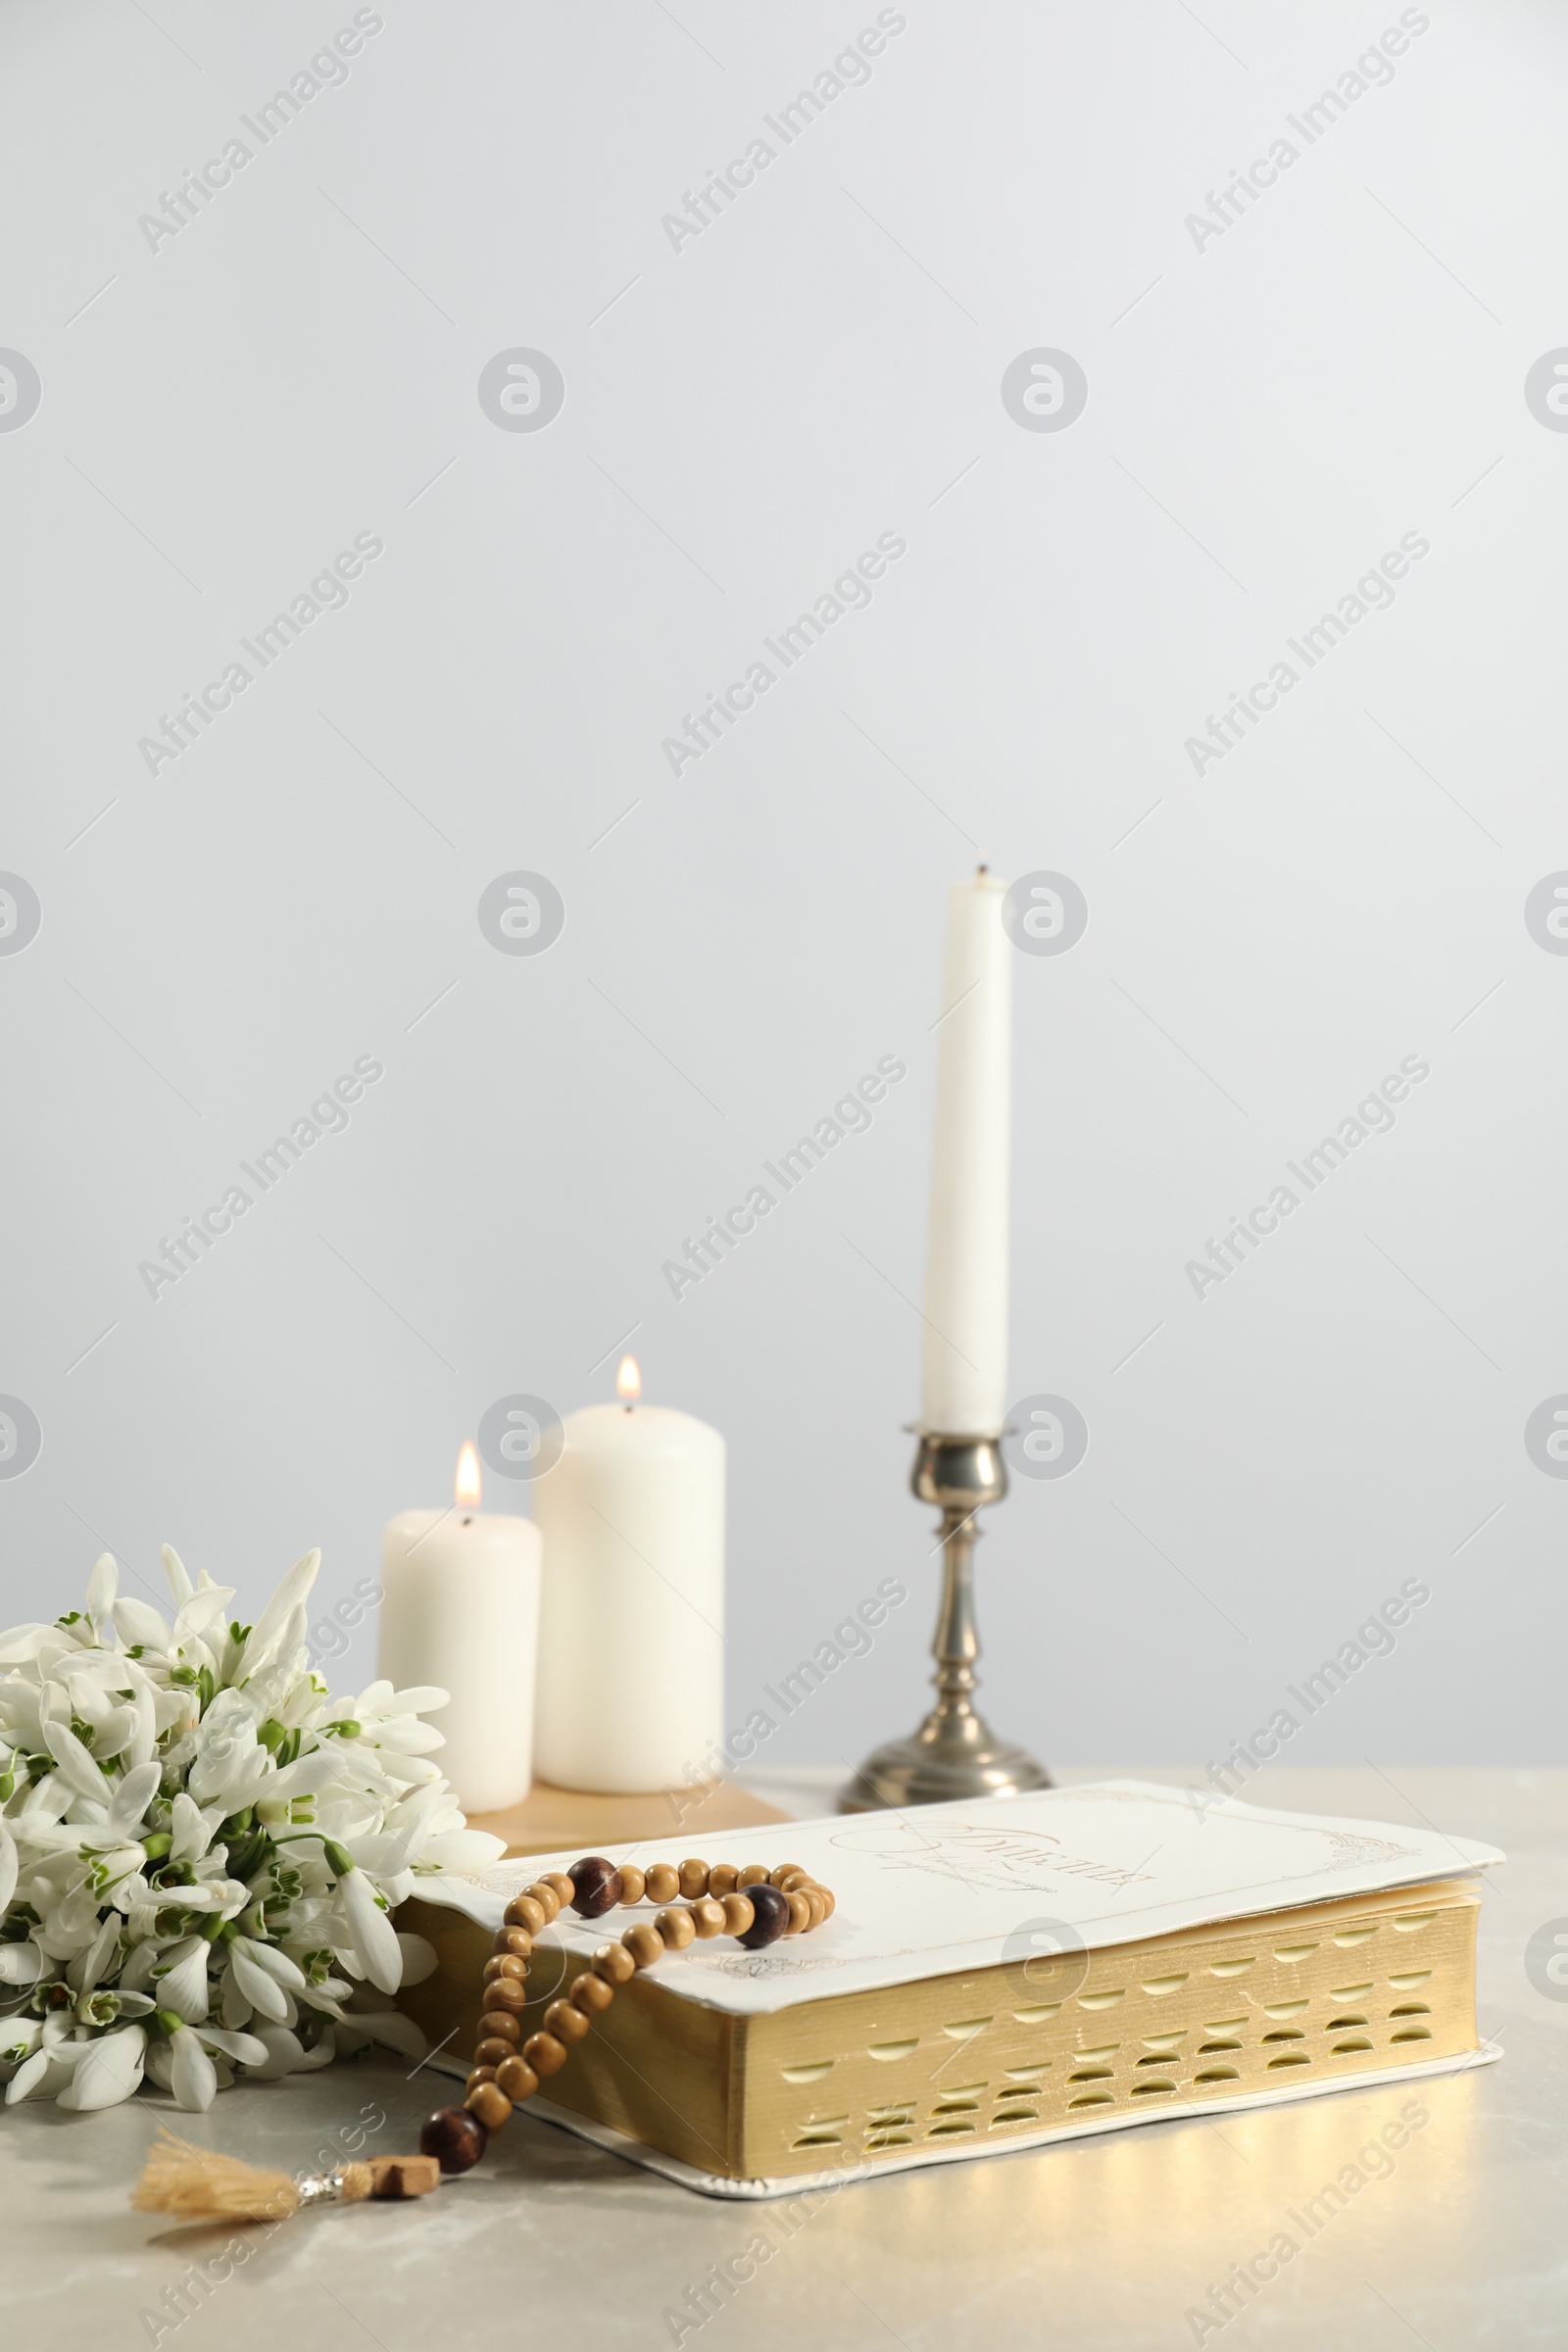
[222,1935,309,2023]
[58,2024,147,2110]
[0,1544,485,2114]
[324,1842,402,1994]
[142,2015,270,2111]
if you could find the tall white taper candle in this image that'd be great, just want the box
[920,870,1011,1436]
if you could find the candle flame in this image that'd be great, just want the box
[616,1354,642,1404]
[455,1442,481,1509]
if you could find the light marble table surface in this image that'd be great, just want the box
[4,1766,1561,2352]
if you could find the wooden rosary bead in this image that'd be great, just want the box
[465,1854,839,2180]
[477,2010,522,2045]
[736,1884,789,1949]
[622,1923,664,1970]
[720,1892,755,1937]
[567,1855,623,1918]
[544,1998,590,2044]
[420,2106,488,2174]
[591,1940,637,1986]
[523,2031,567,2077]
[495,2054,540,2103]
[656,1906,696,1951]
[466,2081,513,2132]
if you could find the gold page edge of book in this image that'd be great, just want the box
[397,1877,1480,2181]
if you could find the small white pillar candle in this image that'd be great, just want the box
[920,870,1012,1436]
[378,1444,541,1815]
[532,1357,724,1793]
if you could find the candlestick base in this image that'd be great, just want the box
[838,1432,1051,1812]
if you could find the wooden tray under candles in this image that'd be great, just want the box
[463,1776,790,1860]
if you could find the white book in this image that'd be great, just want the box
[398,1781,1502,2196]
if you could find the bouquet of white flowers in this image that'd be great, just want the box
[0,1546,506,2112]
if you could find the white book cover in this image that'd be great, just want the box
[416,1778,1502,2017]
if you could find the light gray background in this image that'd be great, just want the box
[2,0,1563,1770]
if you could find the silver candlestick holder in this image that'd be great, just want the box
[838,1430,1051,1811]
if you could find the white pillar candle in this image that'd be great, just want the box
[532,1358,724,1793]
[920,870,1012,1436]
[378,1444,541,1815]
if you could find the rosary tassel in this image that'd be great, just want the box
[130,2126,438,2220]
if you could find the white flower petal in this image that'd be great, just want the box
[161,1545,193,1606]
[0,1822,16,1917]
[6,2046,63,2103]
[336,1867,402,1994]
[122,1680,158,1772]
[169,2026,217,2112]
[104,1760,163,1839]
[220,1970,253,2030]
[64,1673,112,1729]
[168,1791,216,1865]
[171,1586,233,1657]
[117,1940,165,1995]
[0,2018,43,2066]
[41,1719,108,1807]
[241,2024,304,2080]
[290,2025,338,2071]
[226,1941,290,2021]
[58,2025,145,2109]
[236,1551,320,1678]
[334,2008,425,2060]
[0,1943,43,1987]
[0,1625,58,1667]
[197,2023,268,2060]
[73,1914,121,1996]
[111,1597,172,1652]
[418,1830,509,1874]
[238,1939,307,1991]
[345,1830,419,1879]
[93,1707,141,1762]
[84,1554,119,1641]
[157,1938,213,2024]
[394,1932,437,1986]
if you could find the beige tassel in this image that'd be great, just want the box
[131,2126,439,2220]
